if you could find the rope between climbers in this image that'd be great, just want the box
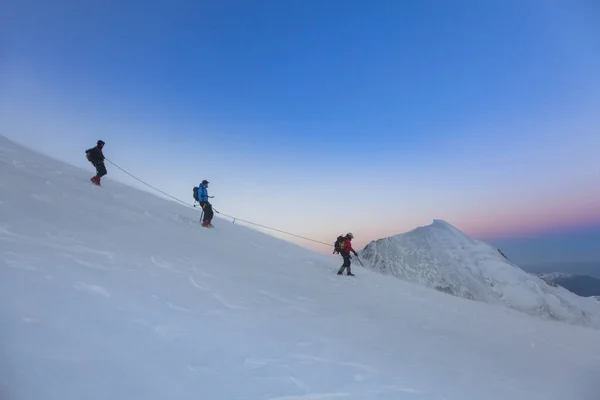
[105,159,192,209]
[104,159,333,248]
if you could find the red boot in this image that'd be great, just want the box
[90,176,101,186]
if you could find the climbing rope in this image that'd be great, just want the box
[104,159,333,248]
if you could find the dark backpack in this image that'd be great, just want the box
[333,235,345,254]
[193,186,200,202]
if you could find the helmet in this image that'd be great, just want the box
[97,140,105,147]
[202,180,209,185]
[346,233,354,239]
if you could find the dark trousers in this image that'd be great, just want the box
[337,253,352,275]
[200,201,214,222]
[93,161,107,178]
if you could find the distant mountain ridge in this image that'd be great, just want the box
[522,261,600,279]
[359,220,600,329]
[537,273,600,297]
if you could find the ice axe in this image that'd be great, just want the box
[352,253,364,267]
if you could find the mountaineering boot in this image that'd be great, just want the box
[347,267,354,276]
[90,176,101,186]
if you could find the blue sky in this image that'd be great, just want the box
[2,0,600,263]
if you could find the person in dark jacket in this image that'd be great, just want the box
[85,140,107,185]
[337,233,358,276]
[198,180,214,227]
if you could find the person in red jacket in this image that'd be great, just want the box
[85,140,107,186]
[337,233,358,276]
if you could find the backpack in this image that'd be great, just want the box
[193,186,199,202]
[333,235,346,254]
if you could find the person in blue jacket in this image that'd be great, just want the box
[198,180,214,227]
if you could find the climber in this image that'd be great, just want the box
[336,233,358,276]
[85,140,107,186]
[198,180,214,227]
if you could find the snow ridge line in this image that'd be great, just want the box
[104,158,333,247]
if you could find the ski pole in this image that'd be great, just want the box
[356,256,364,267]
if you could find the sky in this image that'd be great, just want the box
[2,0,600,264]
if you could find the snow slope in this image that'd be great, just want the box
[359,220,600,329]
[1,135,600,400]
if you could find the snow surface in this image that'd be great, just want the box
[1,135,600,400]
[359,220,600,329]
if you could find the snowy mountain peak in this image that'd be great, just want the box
[431,219,463,231]
[360,220,600,329]
[395,219,479,250]
[415,219,462,235]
